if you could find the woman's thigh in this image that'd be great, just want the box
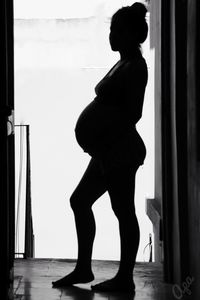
[70,158,107,209]
[104,163,139,215]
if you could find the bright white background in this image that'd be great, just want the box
[14,0,155,261]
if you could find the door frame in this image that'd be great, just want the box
[0,0,15,299]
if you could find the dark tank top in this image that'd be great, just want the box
[75,51,148,165]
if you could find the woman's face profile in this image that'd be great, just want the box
[109,21,136,52]
[109,22,124,51]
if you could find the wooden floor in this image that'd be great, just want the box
[14,259,192,300]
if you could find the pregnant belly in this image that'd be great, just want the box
[75,100,123,156]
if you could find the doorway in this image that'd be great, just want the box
[14,1,155,262]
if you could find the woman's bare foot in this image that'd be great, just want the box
[52,269,94,287]
[91,276,135,292]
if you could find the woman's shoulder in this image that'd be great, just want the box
[124,55,147,71]
[121,55,147,81]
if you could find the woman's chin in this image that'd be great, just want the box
[110,45,118,52]
[109,41,118,51]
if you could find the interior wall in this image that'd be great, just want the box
[150,0,181,282]
[149,0,163,263]
[150,0,162,213]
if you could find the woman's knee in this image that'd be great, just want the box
[69,190,91,212]
[111,202,135,219]
[69,191,80,212]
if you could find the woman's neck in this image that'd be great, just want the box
[119,47,141,60]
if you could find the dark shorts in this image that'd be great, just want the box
[87,129,146,173]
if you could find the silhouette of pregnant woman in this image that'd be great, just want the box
[52,2,148,293]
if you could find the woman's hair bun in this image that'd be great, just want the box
[129,2,148,43]
[111,2,148,45]
[130,2,147,20]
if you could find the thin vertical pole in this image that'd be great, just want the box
[24,125,34,258]
[15,125,24,256]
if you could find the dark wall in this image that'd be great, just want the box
[0,0,15,299]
